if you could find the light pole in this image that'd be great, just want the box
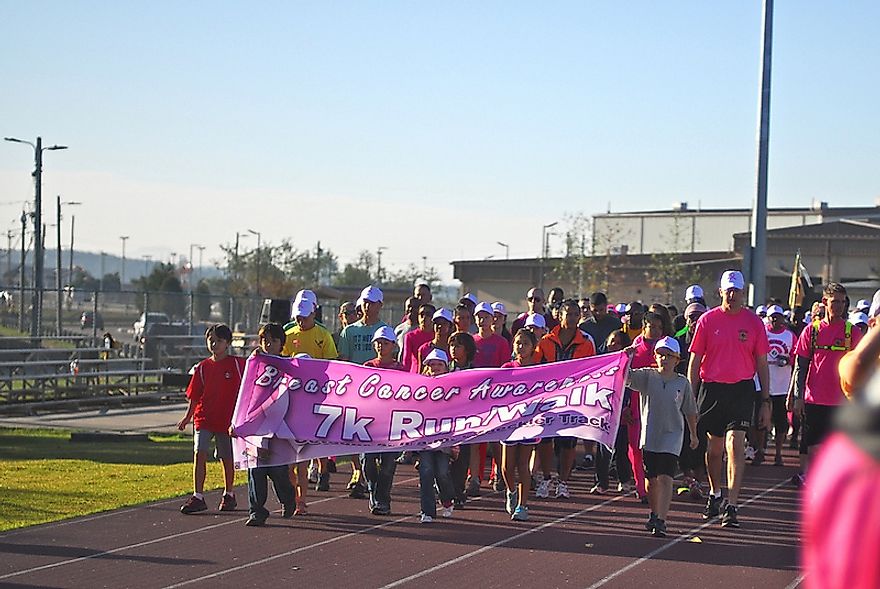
[497,241,509,260]
[4,136,68,337]
[119,236,129,289]
[100,252,106,291]
[189,243,202,290]
[376,246,387,283]
[196,245,205,284]
[56,199,81,333]
[247,229,261,297]
[143,255,152,277]
[540,221,558,289]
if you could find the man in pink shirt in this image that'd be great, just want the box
[688,270,770,528]
[400,303,435,372]
[789,282,862,485]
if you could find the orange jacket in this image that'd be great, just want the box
[536,326,596,363]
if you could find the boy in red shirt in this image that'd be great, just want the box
[178,324,246,514]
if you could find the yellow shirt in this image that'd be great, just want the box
[282,323,338,359]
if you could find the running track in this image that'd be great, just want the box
[0,459,803,589]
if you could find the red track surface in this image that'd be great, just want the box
[0,457,803,589]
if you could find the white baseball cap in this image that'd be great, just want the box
[524,313,547,329]
[491,302,507,316]
[371,325,397,343]
[615,303,627,314]
[293,299,315,318]
[423,348,450,366]
[474,302,494,316]
[294,289,317,306]
[849,312,869,326]
[526,287,543,299]
[655,336,681,356]
[459,293,478,305]
[766,304,785,317]
[293,353,312,359]
[360,285,384,303]
[432,308,454,323]
[720,270,745,291]
[856,299,870,312]
[685,285,704,300]
[756,305,767,316]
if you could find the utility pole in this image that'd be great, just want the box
[56,196,62,335]
[6,230,11,277]
[197,245,205,284]
[119,235,129,289]
[19,212,26,332]
[68,215,75,286]
[100,252,106,291]
[376,247,387,283]
[749,0,773,306]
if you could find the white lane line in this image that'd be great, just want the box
[161,513,415,589]
[378,495,626,589]
[584,477,794,589]
[783,573,806,589]
[0,477,417,581]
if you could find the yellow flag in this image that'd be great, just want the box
[788,251,803,310]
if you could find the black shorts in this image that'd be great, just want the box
[698,380,756,437]
[539,436,578,450]
[801,403,837,449]
[770,396,789,432]
[643,451,678,479]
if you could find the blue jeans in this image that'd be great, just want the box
[361,452,398,511]
[418,451,454,517]
[247,465,295,519]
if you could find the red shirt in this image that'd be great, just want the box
[186,355,245,432]
[364,358,406,371]
[473,333,512,368]
[794,318,862,406]
[414,340,442,373]
[401,328,433,372]
[689,307,769,384]
[631,334,659,369]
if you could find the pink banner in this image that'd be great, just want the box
[231,352,630,469]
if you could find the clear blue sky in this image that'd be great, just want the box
[2,1,877,282]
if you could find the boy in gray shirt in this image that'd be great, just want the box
[627,336,698,537]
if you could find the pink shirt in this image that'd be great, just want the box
[689,306,769,384]
[414,340,441,374]
[473,333,512,368]
[794,318,862,406]
[630,335,658,369]
[401,328,433,373]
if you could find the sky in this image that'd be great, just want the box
[1,1,878,282]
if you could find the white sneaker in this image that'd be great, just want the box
[745,445,757,460]
[420,514,433,524]
[617,481,635,494]
[555,480,570,499]
[535,478,551,499]
[440,505,454,518]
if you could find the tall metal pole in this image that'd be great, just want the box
[749,0,773,306]
[56,196,63,335]
[68,215,75,285]
[120,235,129,288]
[19,212,26,332]
[32,137,43,338]
[6,230,11,277]
[197,245,205,284]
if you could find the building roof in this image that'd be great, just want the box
[594,204,880,218]
[732,219,880,240]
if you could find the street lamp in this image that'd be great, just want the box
[55,197,81,334]
[189,243,202,291]
[497,241,509,260]
[247,229,261,297]
[539,221,558,289]
[119,236,129,288]
[196,245,205,284]
[376,246,387,283]
[4,136,68,337]
[65,201,82,289]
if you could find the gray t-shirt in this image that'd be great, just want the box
[338,319,390,365]
[627,368,697,455]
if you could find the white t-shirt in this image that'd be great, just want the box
[766,325,795,396]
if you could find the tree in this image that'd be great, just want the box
[384,263,441,291]
[100,272,121,292]
[194,280,212,321]
[131,263,185,317]
[553,213,628,295]
[648,214,704,303]
[334,250,375,287]
[70,266,99,292]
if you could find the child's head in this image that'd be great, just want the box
[473,302,494,333]
[293,299,317,330]
[513,328,538,363]
[205,323,233,356]
[422,348,450,376]
[605,330,631,352]
[491,302,507,334]
[558,299,581,329]
[371,325,397,360]
[453,303,473,333]
[448,331,476,366]
[258,323,285,355]
[417,303,437,330]
[525,313,547,339]
[432,308,454,343]
[642,311,665,340]
[653,336,681,371]
[359,285,384,322]
[647,304,673,336]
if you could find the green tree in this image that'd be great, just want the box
[649,214,704,303]
[334,250,375,287]
[100,272,121,292]
[132,263,185,317]
[194,280,212,321]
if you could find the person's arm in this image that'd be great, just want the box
[178,364,202,430]
[688,352,703,396]
[178,398,197,430]
[838,319,880,397]
[686,412,699,449]
[788,356,810,417]
[337,327,351,362]
[754,353,771,428]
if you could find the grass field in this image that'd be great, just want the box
[0,428,246,532]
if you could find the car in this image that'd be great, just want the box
[133,312,170,340]
[80,311,104,330]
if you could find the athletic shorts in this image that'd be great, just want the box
[539,436,578,450]
[194,429,233,460]
[698,380,755,437]
[643,450,678,479]
[770,396,789,432]
[801,403,837,449]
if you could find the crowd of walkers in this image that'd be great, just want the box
[173,271,880,576]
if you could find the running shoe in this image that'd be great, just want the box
[721,504,740,528]
[307,462,319,484]
[617,481,636,494]
[281,503,295,519]
[752,450,765,466]
[218,493,237,511]
[371,505,391,516]
[744,445,757,461]
[652,518,667,537]
[180,495,208,514]
[703,495,722,519]
[645,512,658,532]
[245,514,266,527]
[505,490,518,514]
[420,514,434,524]
[535,478,552,499]
[492,477,506,492]
[466,478,481,497]
[688,479,704,501]
[348,481,367,499]
[440,503,454,518]
[294,501,308,516]
[555,480,571,499]
[316,472,330,492]
[589,484,607,495]
[511,505,529,521]
[791,473,806,488]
